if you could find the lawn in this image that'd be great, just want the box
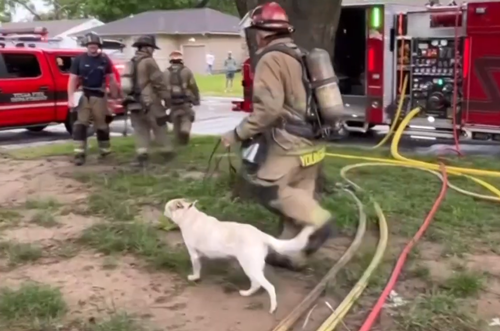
[1,136,500,330]
[195,73,243,97]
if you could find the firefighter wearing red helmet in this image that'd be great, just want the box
[163,50,200,145]
[221,2,344,270]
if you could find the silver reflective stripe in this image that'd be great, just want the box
[74,148,85,153]
[242,142,260,164]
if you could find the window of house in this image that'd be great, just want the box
[1,53,42,78]
[56,56,74,73]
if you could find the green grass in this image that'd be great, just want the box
[0,208,21,228]
[0,283,67,323]
[395,291,483,331]
[441,270,485,298]
[0,241,42,266]
[195,73,243,97]
[78,221,191,274]
[84,313,146,331]
[30,210,59,227]
[25,197,62,211]
[0,283,141,331]
[5,135,500,330]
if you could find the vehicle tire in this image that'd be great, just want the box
[26,125,48,132]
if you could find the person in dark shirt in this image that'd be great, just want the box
[67,32,119,166]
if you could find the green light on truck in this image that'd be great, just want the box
[437,79,443,85]
[371,7,381,29]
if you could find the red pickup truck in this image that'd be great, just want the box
[0,28,124,134]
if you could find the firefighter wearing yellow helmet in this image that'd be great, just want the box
[220,2,345,270]
[163,50,200,145]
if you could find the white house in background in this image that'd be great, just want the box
[71,9,243,73]
[2,18,104,48]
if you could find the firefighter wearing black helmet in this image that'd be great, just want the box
[221,2,343,270]
[163,50,200,145]
[68,31,119,166]
[121,35,173,167]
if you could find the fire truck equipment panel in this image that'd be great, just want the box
[410,37,463,119]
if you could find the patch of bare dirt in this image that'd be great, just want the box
[0,158,88,206]
[1,253,313,331]
[0,213,97,245]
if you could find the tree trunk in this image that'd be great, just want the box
[234,0,342,58]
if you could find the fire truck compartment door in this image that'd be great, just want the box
[464,2,500,126]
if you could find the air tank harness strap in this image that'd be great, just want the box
[169,66,188,106]
[281,119,317,140]
[256,42,318,140]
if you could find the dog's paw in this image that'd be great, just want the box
[239,289,252,297]
[187,274,200,281]
[269,304,277,314]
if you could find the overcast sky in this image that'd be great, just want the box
[12,0,48,22]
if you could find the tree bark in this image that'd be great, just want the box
[234,0,342,58]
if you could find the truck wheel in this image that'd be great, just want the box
[26,125,48,132]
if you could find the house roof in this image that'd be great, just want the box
[3,19,92,38]
[71,8,240,37]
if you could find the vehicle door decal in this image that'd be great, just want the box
[0,91,68,111]
[467,57,500,112]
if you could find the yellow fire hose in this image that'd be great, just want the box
[273,99,500,330]
[271,189,367,331]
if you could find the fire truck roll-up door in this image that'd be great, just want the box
[335,4,387,129]
[335,5,370,127]
[0,49,57,127]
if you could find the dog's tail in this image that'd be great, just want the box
[265,226,316,255]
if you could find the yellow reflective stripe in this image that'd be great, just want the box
[300,147,326,167]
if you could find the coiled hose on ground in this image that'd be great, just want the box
[273,103,500,330]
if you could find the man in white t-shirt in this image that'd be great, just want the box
[206,52,215,74]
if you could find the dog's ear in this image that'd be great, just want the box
[187,200,198,209]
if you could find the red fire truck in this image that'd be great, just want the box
[0,27,124,134]
[233,1,500,142]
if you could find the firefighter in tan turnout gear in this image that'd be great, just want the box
[163,50,200,145]
[221,2,345,270]
[121,35,174,167]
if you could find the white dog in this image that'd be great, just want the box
[164,198,315,313]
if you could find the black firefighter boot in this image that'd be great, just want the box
[303,218,335,256]
[131,153,149,168]
[159,150,176,162]
[177,132,190,146]
[96,129,111,159]
[72,124,88,166]
[74,153,86,166]
[265,217,307,271]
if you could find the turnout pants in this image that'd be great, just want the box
[130,104,172,156]
[73,95,110,155]
[251,145,332,266]
[170,105,195,145]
